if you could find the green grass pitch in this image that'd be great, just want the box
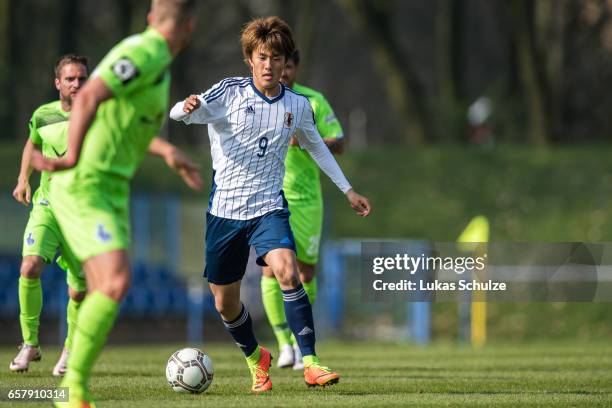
[1,341,611,407]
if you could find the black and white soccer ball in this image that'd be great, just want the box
[166,347,214,393]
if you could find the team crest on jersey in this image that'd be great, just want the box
[96,223,112,243]
[284,112,294,128]
[111,57,139,84]
[26,233,35,246]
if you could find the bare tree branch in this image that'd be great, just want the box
[336,0,429,144]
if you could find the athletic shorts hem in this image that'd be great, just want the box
[21,251,53,263]
[76,243,130,263]
[255,244,296,267]
[203,274,243,286]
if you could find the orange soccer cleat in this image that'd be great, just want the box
[304,360,340,387]
[249,347,273,393]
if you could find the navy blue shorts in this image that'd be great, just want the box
[204,209,296,285]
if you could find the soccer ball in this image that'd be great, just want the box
[166,348,214,393]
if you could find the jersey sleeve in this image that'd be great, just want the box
[95,36,167,98]
[311,94,344,139]
[295,101,352,193]
[28,113,41,145]
[169,79,230,125]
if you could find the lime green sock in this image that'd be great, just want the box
[64,298,82,351]
[303,355,319,366]
[19,276,43,346]
[261,276,292,347]
[245,345,261,367]
[303,277,317,305]
[64,291,118,393]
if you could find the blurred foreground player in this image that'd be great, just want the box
[30,1,200,406]
[10,55,89,377]
[261,49,345,370]
[170,16,370,393]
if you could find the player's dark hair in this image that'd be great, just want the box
[288,49,300,66]
[54,54,89,78]
[241,16,295,63]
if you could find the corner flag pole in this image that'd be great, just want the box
[457,215,490,348]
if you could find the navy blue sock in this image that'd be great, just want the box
[222,304,258,357]
[282,284,316,356]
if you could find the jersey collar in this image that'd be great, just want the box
[249,78,285,104]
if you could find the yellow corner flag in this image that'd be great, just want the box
[457,215,489,348]
[457,215,489,243]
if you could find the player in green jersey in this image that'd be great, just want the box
[30,1,199,406]
[10,55,89,377]
[261,50,345,369]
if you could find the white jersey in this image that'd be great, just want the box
[170,77,351,220]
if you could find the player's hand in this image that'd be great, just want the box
[164,147,203,191]
[183,95,201,114]
[12,178,31,206]
[346,189,371,217]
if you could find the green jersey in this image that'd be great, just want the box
[48,27,172,262]
[71,27,172,180]
[23,101,85,291]
[283,83,343,203]
[28,100,70,201]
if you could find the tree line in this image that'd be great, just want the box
[1,0,610,146]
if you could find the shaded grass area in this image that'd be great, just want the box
[0,341,611,407]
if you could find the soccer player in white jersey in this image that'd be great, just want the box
[170,16,371,393]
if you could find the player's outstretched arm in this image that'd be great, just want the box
[296,117,371,217]
[30,77,113,172]
[169,94,201,121]
[148,137,203,191]
[12,139,37,206]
